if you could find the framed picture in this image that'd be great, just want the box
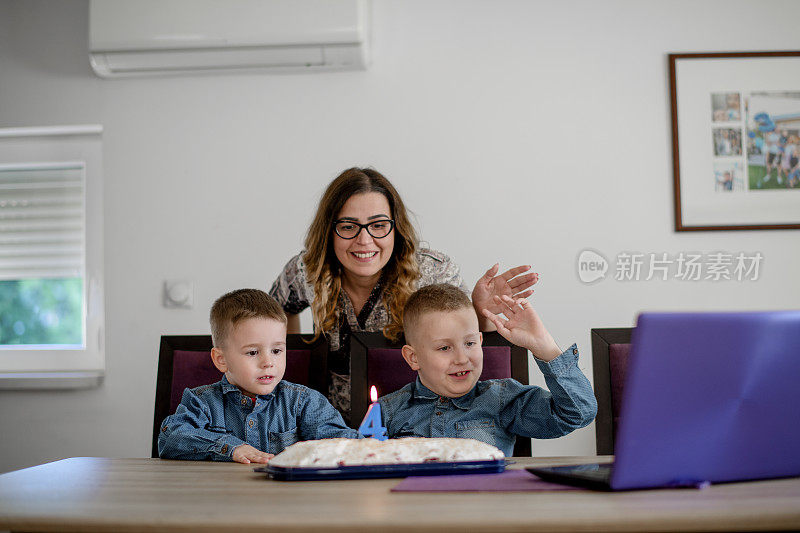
[669,51,800,231]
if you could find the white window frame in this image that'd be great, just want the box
[0,125,104,389]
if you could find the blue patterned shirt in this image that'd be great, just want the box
[158,377,358,461]
[377,344,597,456]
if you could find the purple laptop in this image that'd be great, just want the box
[528,311,800,491]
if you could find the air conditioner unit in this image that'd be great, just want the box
[89,0,370,78]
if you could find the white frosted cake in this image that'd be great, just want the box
[270,437,504,468]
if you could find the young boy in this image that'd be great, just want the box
[158,289,357,463]
[378,283,597,457]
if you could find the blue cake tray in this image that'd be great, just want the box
[255,459,506,481]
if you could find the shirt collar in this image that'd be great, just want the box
[221,374,239,394]
[220,374,276,400]
[411,377,438,400]
[411,376,477,409]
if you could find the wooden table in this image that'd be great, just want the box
[1,456,799,532]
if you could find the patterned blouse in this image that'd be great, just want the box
[269,248,468,415]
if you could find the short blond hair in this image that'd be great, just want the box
[210,289,287,348]
[402,283,472,342]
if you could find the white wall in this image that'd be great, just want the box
[1,0,798,473]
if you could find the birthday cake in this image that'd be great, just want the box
[269,437,504,468]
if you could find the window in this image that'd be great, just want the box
[0,126,104,387]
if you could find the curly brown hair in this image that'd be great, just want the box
[303,168,420,341]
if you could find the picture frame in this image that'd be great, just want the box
[669,51,800,231]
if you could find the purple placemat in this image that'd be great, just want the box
[391,469,583,492]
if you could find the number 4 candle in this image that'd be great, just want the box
[358,385,388,440]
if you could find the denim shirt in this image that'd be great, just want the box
[377,344,597,457]
[158,377,358,461]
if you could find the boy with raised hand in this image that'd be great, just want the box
[378,283,596,456]
[159,289,357,463]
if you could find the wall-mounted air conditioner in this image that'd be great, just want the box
[89,0,370,78]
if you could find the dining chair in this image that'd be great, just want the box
[590,327,633,455]
[349,331,532,456]
[151,333,327,458]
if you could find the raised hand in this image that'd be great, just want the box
[231,444,274,464]
[472,263,539,317]
[482,295,561,362]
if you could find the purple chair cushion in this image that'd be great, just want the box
[367,348,415,395]
[170,350,222,413]
[169,348,312,415]
[609,343,631,429]
[365,345,513,396]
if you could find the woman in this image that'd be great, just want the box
[269,167,537,414]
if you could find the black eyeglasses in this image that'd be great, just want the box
[333,219,395,239]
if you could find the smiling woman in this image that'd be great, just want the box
[269,167,537,415]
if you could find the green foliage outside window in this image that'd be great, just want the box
[0,278,83,345]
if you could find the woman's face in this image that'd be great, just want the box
[333,192,395,285]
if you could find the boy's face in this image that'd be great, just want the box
[211,317,287,397]
[401,307,483,398]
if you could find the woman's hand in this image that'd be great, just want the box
[472,263,538,329]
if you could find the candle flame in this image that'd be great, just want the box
[370,385,378,402]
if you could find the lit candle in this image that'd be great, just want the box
[358,385,388,440]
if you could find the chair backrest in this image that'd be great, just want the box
[151,333,327,458]
[349,331,531,456]
[590,327,633,455]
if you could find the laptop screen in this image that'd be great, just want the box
[610,311,800,490]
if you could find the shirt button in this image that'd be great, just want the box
[161,425,168,433]
[241,398,247,406]
[248,419,255,428]
[436,412,442,416]
[572,348,578,355]
[221,444,229,454]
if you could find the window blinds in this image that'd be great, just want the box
[0,163,85,281]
